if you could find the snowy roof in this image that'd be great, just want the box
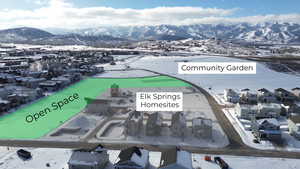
[192,117,212,127]
[159,148,192,169]
[117,147,149,167]
[257,118,280,127]
[68,150,107,166]
[258,88,270,93]
[238,103,258,110]
[258,103,281,109]
[0,99,10,104]
[224,88,238,96]
[292,87,300,91]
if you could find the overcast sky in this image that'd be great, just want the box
[0,0,299,30]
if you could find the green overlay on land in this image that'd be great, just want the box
[0,76,191,139]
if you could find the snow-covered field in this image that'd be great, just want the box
[1,147,300,169]
[128,55,300,93]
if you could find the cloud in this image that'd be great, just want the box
[0,0,299,30]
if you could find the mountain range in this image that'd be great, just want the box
[73,23,300,44]
[1,22,300,46]
[0,27,125,47]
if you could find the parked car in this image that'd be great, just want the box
[253,139,260,144]
[17,149,32,160]
[214,157,229,169]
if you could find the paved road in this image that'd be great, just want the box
[1,139,300,159]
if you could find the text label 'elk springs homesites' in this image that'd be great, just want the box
[136,92,183,111]
[178,62,256,74]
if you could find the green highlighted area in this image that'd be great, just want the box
[0,76,191,139]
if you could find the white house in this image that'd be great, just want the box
[257,103,282,119]
[292,87,300,100]
[159,148,193,169]
[235,103,258,120]
[114,147,149,169]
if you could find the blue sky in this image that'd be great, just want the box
[0,0,299,29]
[2,0,300,16]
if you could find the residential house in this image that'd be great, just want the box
[159,148,193,169]
[252,118,281,141]
[68,146,109,169]
[6,94,22,108]
[291,87,300,99]
[39,80,59,92]
[114,147,149,169]
[274,88,296,103]
[0,85,10,98]
[0,99,10,113]
[51,76,71,88]
[224,89,239,103]
[288,115,300,140]
[63,73,82,83]
[146,112,163,136]
[170,112,187,137]
[235,103,258,120]
[192,117,213,139]
[240,88,257,104]
[23,78,46,88]
[124,111,144,136]
[257,88,277,103]
[257,103,282,119]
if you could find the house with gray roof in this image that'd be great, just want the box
[252,118,282,141]
[68,146,109,169]
[257,88,277,103]
[240,88,257,104]
[274,88,297,103]
[291,87,300,100]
